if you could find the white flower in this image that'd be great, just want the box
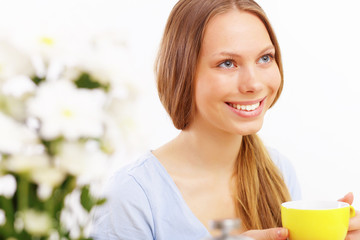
[104,94,139,153]
[27,80,106,140]
[57,141,108,185]
[31,167,66,189]
[0,94,27,121]
[36,184,53,201]
[60,189,92,239]
[11,32,67,65]
[1,75,36,98]
[74,31,132,86]
[48,230,60,240]
[10,29,94,77]
[11,32,62,61]
[61,189,91,239]
[0,112,40,154]
[0,40,34,82]
[5,153,49,174]
[0,174,17,198]
[22,209,52,236]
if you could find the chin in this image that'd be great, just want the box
[237,129,261,136]
[234,121,264,136]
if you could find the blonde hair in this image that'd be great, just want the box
[155,0,291,230]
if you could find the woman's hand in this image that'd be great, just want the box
[339,192,360,240]
[241,227,288,240]
[237,193,359,240]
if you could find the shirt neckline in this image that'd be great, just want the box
[148,151,212,238]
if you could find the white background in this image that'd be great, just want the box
[1,0,359,207]
[124,0,360,207]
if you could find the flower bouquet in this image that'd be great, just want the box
[0,34,136,239]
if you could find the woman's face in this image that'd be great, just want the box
[192,9,281,136]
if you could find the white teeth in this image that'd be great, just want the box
[230,102,260,111]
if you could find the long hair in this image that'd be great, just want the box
[155,0,290,230]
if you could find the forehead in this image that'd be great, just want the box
[201,9,272,56]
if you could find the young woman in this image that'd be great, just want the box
[92,0,360,239]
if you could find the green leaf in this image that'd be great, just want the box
[80,186,93,212]
[17,175,29,211]
[96,198,107,206]
[52,176,77,219]
[31,75,46,85]
[0,196,15,237]
[29,182,44,210]
[80,186,107,213]
[74,73,109,91]
[41,137,64,156]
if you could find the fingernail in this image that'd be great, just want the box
[277,228,288,238]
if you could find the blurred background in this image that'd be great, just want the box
[0,0,359,222]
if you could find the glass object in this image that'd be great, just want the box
[202,218,253,240]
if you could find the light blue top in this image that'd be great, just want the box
[91,149,301,240]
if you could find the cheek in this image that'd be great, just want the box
[194,79,212,112]
[265,67,282,106]
[266,67,282,94]
[195,74,222,102]
[194,76,207,109]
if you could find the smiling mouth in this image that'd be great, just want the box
[226,101,261,111]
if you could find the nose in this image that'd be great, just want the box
[236,65,263,94]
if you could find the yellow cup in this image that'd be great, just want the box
[281,200,355,240]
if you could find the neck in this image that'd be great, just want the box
[173,121,242,176]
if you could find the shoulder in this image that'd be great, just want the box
[267,147,302,201]
[109,152,160,188]
[91,152,157,239]
[101,152,155,203]
[91,151,209,240]
[104,151,170,213]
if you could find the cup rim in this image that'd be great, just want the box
[282,200,350,210]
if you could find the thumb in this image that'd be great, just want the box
[242,227,288,240]
[338,192,354,205]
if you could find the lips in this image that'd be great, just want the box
[226,97,266,117]
[227,102,260,111]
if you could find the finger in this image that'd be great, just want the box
[345,229,360,240]
[338,192,354,205]
[348,210,360,232]
[243,227,288,240]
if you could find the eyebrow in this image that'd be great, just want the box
[212,45,275,58]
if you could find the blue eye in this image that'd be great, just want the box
[258,54,273,64]
[219,60,235,68]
